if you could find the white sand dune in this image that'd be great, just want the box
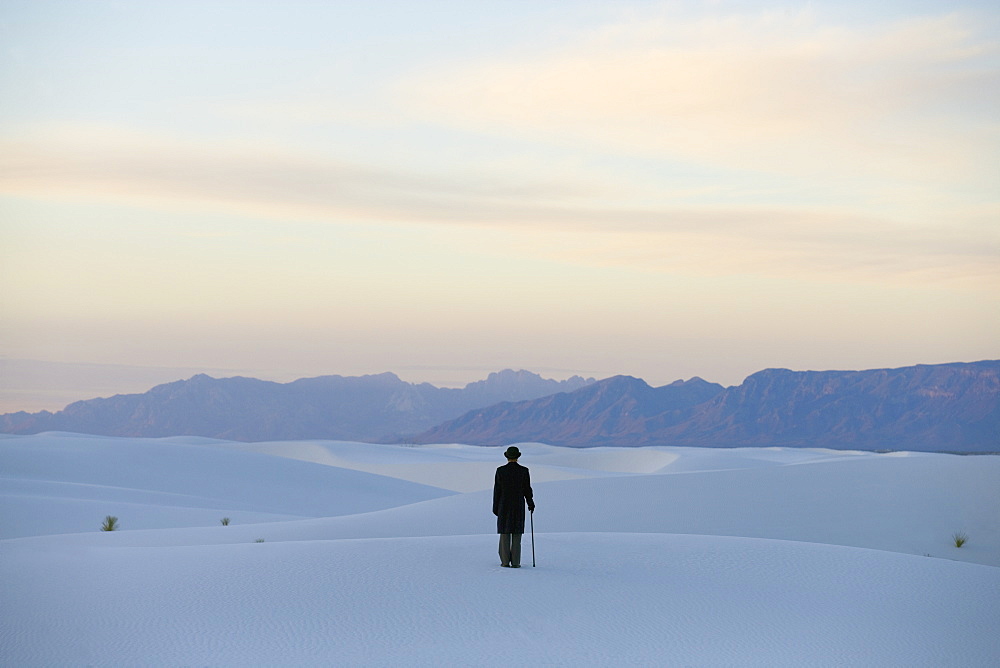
[2,433,998,666]
[207,439,626,491]
[0,433,453,539]
[3,533,998,667]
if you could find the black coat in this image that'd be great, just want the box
[493,461,534,534]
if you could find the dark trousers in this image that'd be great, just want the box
[499,533,522,567]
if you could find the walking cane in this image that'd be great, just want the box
[530,509,535,567]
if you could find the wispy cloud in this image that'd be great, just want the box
[1,121,995,284]
[0,125,601,223]
[400,9,999,186]
[2,8,996,286]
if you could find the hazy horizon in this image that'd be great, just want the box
[2,1,997,413]
[4,356,998,415]
[2,357,608,413]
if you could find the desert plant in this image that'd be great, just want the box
[953,532,968,548]
[220,517,231,526]
[101,515,119,532]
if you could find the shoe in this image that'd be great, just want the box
[511,564,520,568]
[501,563,510,567]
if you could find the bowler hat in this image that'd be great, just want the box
[504,446,521,459]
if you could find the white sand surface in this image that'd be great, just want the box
[0,433,453,539]
[2,433,998,666]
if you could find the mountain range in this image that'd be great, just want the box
[0,370,594,442]
[413,361,999,452]
[1,362,997,452]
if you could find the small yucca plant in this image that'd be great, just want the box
[953,532,968,548]
[220,517,231,526]
[101,515,119,532]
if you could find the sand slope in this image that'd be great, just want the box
[2,433,998,666]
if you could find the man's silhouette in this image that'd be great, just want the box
[493,446,535,567]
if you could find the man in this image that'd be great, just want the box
[493,445,535,568]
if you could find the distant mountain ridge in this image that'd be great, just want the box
[414,375,726,447]
[3,362,997,452]
[412,362,1000,453]
[0,370,595,442]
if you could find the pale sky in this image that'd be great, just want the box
[1,0,998,412]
